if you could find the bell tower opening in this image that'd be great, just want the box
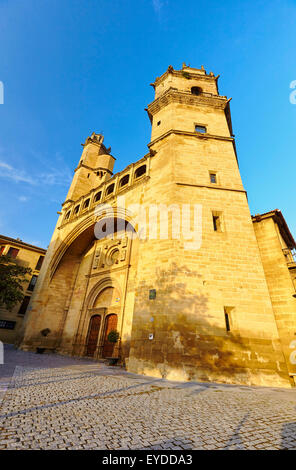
[63,132,116,202]
[148,64,226,143]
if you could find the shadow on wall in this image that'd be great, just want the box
[18,226,97,351]
[19,219,136,354]
[127,262,288,386]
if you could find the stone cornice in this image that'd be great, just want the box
[59,175,150,229]
[0,235,47,254]
[252,210,296,250]
[86,264,131,278]
[61,153,152,209]
[176,182,247,195]
[152,68,217,88]
[74,160,115,174]
[147,88,228,116]
[61,199,74,207]
[148,129,234,149]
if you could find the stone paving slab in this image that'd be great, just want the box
[1,344,296,450]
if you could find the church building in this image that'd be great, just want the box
[20,64,296,388]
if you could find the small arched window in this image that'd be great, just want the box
[83,198,90,209]
[119,174,129,187]
[135,165,146,179]
[191,86,202,96]
[94,191,102,202]
[65,211,71,220]
[74,205,80,215]
[106,183,115,195]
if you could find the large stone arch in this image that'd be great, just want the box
[53,213,137,356]
[50,206,137,280]
[38,226,96,351]
[50,216,95,281]
[21,207,138,355]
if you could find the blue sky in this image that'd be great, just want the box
[0,0,295,248]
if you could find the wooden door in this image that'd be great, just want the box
[102,314,118,358]
[86,315,101,357]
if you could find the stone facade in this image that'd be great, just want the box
[252,211,296,385]
[20,64,296,388]
[0,235,46,344]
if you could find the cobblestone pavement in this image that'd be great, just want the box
[1,344,296,450]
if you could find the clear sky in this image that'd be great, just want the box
[0,0,295,248]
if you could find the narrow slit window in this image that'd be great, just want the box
[224,307,234,333]
[212,211,223,232]
[213,215,219,231]
[225,312,231,332]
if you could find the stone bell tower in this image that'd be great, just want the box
[127,64,292,387]
[65,132,116,202]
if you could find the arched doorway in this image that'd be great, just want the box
[86,315,101,357]
[102,314,118,358]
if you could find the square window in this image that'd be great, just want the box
[149,289,156,300]
[7,247,19,258]
[210,172,217,184]
[195,125,206,134]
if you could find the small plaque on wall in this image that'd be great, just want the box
[149,289,156,300]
